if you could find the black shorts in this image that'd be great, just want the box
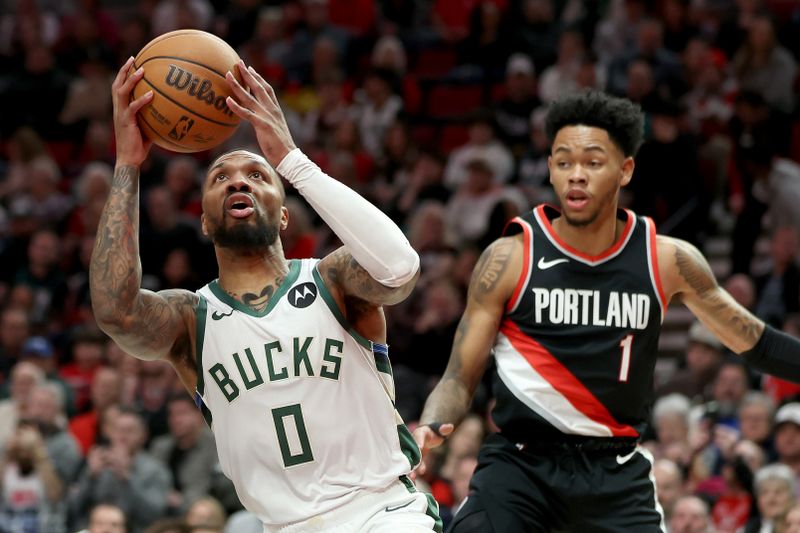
[448,433,665,533]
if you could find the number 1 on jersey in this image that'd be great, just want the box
[618,334,634,382]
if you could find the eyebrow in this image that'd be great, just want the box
[553,145,607,154]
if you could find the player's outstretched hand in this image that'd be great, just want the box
[225,61,297,168]
[411,423,454,476]
[112,57,153,167]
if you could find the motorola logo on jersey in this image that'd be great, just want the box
[288,282,317,308]
[531,288,651,330]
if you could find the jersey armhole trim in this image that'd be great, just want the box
[311,266,376,350]
[505,217,533,314]
[195,294,208,396]
[645,217,667,320]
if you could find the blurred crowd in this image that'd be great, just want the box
[0,0,798,532]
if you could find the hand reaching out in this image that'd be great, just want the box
[411,423,454,476]
[224,61,297,168]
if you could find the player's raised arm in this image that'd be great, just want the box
[90,58,196,361]
[660,235,800,381]
[224,61,419,306]
[413,236,522,455]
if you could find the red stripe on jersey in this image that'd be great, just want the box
[646,217,667,317]
[499,319,639,438]
[535,205,635,263]
[504,217,532,313]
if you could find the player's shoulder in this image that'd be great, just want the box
[158,288,201,314]
[468,235,524,303]
[654,235,713,299]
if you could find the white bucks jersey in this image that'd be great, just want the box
[194,259,420,527]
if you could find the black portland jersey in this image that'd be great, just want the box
[491,204,667,441]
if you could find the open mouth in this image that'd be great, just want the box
[566,189,589,210]
[225,193,255,219]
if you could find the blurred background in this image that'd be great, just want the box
[0,0,798,531]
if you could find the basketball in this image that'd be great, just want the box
[131,30,244,153]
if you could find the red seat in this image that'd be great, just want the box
[46,141,75,168]
[413,48,458,78]
[412,124,437,146]
[438,124,470,154]
[425,84,484,118]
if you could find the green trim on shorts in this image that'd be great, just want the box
[400,475,443,533]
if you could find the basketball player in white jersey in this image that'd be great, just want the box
[90,58,442,532]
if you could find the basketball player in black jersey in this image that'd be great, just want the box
[413,91,800,532]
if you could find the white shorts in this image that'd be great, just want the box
[267,478,441,533]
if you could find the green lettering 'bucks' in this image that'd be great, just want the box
[194,259,420,525]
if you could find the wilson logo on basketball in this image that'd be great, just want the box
[164,65,234,117]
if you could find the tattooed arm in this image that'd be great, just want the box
[90,58,196,365]
[413,236,522,457]
[658,236,764,353]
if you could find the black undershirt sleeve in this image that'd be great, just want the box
[741,325,800,383]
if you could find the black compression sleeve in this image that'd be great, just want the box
[741,325,800,383]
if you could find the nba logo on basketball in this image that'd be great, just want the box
[169,116,195,140]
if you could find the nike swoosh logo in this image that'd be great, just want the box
[211,309,233,321]
[537,257,569,270]
[385,499,415,513]
[616,449,637,465]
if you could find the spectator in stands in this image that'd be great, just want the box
[69,366,122,456]
[69,406,171,533]
[746,463,797,533]
[284,0,348,84]
[135,360,178,443]
[494,53,540,156]
[669,495,713,533]
[754,227,800,328]
[724,273,757,311]
[458,0,509,79]
[738,391,776,459]
[0,308,30,381]
[140,186,205,285]
[733,13,797,115]
[353,68,403,160]
[60,328,106,414]
[15,336,75,417]
[709,439,761,532]
[787,503,800,533]
[0,420,65,533]
[538,29,588,104]
[391,149,449,222]
[287,68,349,152]
[105,340,140,406]
[163,157,202,219]
[151,0,213,35]
[8,155,72,236]
[443,110,514,188]
[649,393,692,467]
[0,362,44,452]
[184,497,226,531]
[775,403,800,477]
[25,383,82,485]
[657,321,725,403]
[444,156,524,248]
[653,459,685,524]
[150,394,219,516]
[12,229,68,326]
[630,98,707,244]
[0,127,49,202]
[709,358,752,428]
[79,502,127,533]
[762,155,800,240]
[508,0,560,71]
[65,161,112,257]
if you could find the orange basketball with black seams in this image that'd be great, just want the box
[131,30,244,153]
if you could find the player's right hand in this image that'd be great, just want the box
[112,56,153,167]
[411,423,454,476]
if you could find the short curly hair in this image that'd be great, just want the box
[545,91,644,157]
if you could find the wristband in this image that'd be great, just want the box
[428,423,447,438]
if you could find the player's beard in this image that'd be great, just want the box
[211,210,279,250]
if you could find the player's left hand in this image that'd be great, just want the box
[411,423,454,476]
[225,61,296,168]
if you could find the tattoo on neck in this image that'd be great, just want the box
[227,276,285,312]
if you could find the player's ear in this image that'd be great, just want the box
[620,157,634,187]
[280,206,289,231]
[200,213,208,236]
